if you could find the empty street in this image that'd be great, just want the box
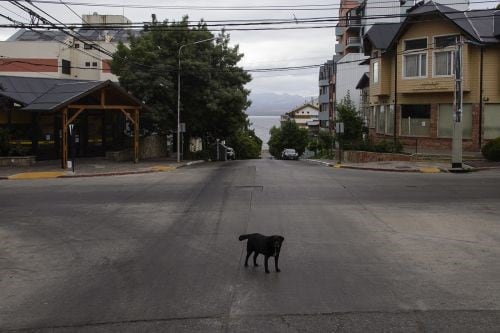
[1,159,500,332]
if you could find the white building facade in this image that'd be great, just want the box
[335,53,369,113]
[0,13,134,81]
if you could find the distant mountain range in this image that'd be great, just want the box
[246,92,314,116]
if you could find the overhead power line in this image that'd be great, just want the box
[0,0,496,11]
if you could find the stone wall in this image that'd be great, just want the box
[105,135,170,162]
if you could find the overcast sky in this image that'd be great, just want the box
[0,1,495,97]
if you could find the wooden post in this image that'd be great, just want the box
[61,108,68,169]
[134,109,139,163]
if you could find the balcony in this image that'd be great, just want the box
[335,43,344,54]
[346,16,361,32]
[335,25,345,37]
[346,36,362,50]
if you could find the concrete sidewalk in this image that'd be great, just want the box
[0,157,202,180]
[305,158,500,173]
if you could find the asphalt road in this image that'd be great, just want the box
[1,159,500,332]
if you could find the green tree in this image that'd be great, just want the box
[227,128,262,159]
[335,93,363,148]
[111,17,252,151]
[268,120,309,158]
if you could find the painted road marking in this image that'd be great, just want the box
[8,172,66,180]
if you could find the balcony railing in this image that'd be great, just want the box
[335,25,345,37]
[346,37,362,48]
[335,43,344,54]
[346,16,361,31]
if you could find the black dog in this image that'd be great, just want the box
[239,233,284,273]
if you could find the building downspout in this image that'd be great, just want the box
[478,46,484,149]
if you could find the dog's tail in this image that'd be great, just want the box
[238,234,250,241]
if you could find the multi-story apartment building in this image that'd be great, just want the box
[363,2,500,151]
[318,57,342,131]
[0,13,135,81]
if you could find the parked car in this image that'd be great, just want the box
[281,148,299,160]
[226,147,235,160]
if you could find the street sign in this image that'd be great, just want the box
[180,123,186,133]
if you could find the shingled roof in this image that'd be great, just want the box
[364,1,500,54]
[0,75,148,112]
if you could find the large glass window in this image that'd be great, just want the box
[376,105,385,133]
[434,51,454,76]
[438,104,472,138]
[404,53,426,78]
[400,105,431,137]
[484,104,500,139]
[386,105,394,135]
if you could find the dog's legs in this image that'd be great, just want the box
[274,255,280,272]
[264,256,270,273]
[253,252,259,266]
[244,250,252,267]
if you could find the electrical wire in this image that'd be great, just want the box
[0,0,496,11]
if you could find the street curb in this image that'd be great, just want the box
[0,160,205,180]
[335,165,421,173]
[305,158,447,173]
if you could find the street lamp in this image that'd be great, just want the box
[177,37,217,162]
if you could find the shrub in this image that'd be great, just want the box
[482,137,500,161]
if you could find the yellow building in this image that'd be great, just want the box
[362,2,500,151]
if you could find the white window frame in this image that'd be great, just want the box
[402,37,428,79]
[433,50,454,77]
[372,61,379,84]
[432,34,458,77]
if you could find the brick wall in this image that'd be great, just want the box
[343,150,411,163]
[369,103,483,152]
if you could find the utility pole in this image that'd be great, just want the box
[451,35,463,169]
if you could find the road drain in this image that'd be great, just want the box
[233,185,264,192]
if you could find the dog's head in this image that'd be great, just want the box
[272,236,284,256]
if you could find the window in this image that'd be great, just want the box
[376,105,385,133]
[92,62,98,67]
[372,61,379,84]
[61,59,71,75]
[400,105,431,137]
[484,104,500,139]
[403,38,427,78]
[386,105,394,135]
[85,62,90,67]
[74,43,80,49]
[405,38,427,51]
[433,35,457,77]
[84,44,92,50]
[435,35,458,48]
[438,104,472,138]
[434,51,454,76]
[404,53,426,78]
